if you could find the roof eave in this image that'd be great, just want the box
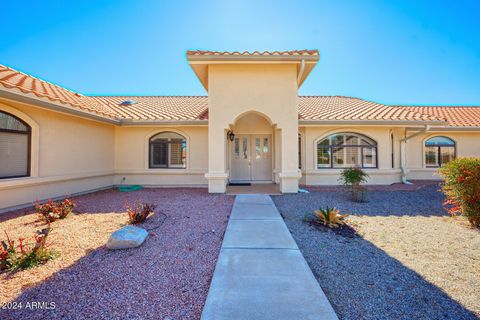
[298,119,447,126]
[0,89,120,125]
[410,126,480,131]
[186,54,320,63]
[119,119,208,126]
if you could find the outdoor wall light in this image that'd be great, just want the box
[227,130,235,141]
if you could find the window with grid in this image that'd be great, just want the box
[317,132,377,169]
[0,111,31,179]
[149,132,186,168]
[425,136,455,167]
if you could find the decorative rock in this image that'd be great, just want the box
[107,225,148,250]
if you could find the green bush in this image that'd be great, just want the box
[339,167,369,202]
[439,158,480,227]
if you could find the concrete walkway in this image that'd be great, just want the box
[201,194,338,320]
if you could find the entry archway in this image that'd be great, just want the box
[228,112,275,183]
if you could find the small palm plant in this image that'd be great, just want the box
[339,167,369,202]
[313,207,345,228]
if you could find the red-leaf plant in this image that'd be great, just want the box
[1,228,56,271]
[125,200,156,224]
[34,198,76,223]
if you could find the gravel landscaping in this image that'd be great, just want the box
[0,188,233,320]
[273,184,480,320]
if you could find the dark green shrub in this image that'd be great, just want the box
[339,167,369,202]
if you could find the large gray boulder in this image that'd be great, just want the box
[107,225,148,250]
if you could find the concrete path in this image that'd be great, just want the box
[201,194,338,320]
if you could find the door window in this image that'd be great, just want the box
[263,138,269,159]
[255,138,261,159]
[242,137,248,159]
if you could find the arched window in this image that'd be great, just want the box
[149,132,186,169]
[0,111,31,179]
[317,132,377,169]
[425,136,455,167]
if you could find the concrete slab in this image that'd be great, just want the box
[202,194,338,320]
[230,202,281,220]
[234,194,273,205]
[201,249,338,320]
[222,219,298,249]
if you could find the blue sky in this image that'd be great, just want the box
[1,0,479,105]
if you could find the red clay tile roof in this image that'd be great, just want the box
[0,64,118,119]
[86,95,441,123]
[393,106,480,127]
[1,63,479,126]
[186,50,319,56]
[299,96,441,122]
[91,96,208,121]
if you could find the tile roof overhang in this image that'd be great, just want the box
[186,50,320,90]
[2,62,480,129]
[298,96,445,126]
[393,106,480,129]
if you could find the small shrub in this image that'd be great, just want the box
[35,198,76,223]
[305,207,346,229]
[126,201,156,224]
[339,167,369,202]
[1,228,57,271]
[439,157,480,227]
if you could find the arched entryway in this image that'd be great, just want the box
[228,112,275,183]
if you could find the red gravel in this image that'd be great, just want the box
[0,188,234,320]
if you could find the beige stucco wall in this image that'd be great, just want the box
[207,63,300,192]
[405,131,480,180]
[0,99,115,212]
[113,126,208,186]
[301,126,403,185]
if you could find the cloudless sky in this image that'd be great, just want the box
[1,0,480,105]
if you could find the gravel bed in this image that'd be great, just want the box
[273,185,480,320]
[0,188,233,320]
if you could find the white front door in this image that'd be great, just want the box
[230,134,272,182]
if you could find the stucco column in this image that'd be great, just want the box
[205,126,228,193]
[279,126,301,193]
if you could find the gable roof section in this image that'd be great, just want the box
[186,50,320,90]
[393,106,480,127]
[299,96,440,123]
[0,64,118,119]
[92,96,208,121]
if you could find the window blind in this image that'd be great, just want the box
[0,132,29,178]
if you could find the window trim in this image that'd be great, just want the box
[424,136,456,168]
[0,111,32,179]
[315,132,378,169]
[148,131,187,169]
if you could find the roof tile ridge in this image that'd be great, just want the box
[393,105,480,109]
[90,95,208,98]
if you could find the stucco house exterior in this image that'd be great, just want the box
[1,50,480,212]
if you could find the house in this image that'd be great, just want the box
[1,50,480,211]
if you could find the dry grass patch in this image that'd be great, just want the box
[349,214,480,316]
[0,210,127,303]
